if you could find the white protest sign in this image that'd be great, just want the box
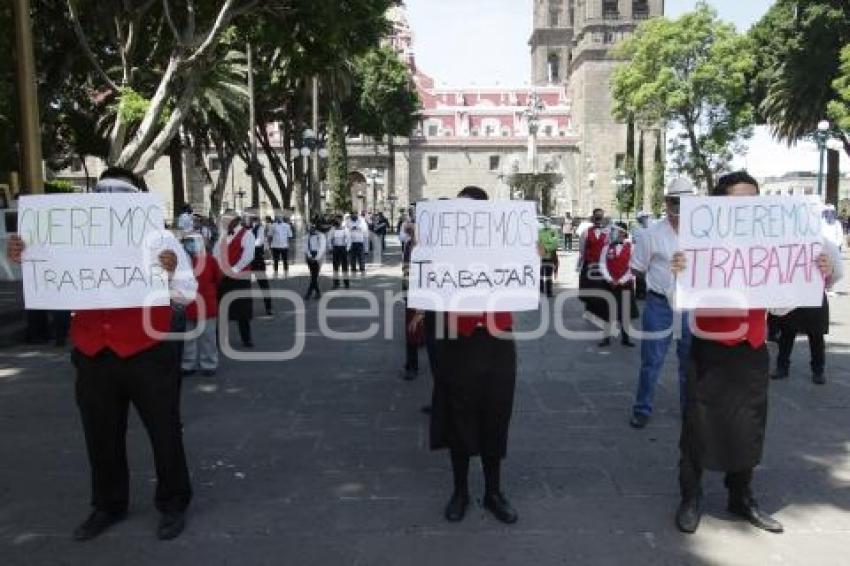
[18,193,173,310]
[676,195,825,309]
[408,199,541,312]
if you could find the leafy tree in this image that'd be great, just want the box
[612,2,755,191]
[751,0,850,153]
[828,44,850,138]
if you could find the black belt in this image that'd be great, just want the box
[649,290,668,301]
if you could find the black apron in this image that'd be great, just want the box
[680,337,769,472]
[579,262,610,321]
[430,328,517,460]
[777,294,830,336]
[218,276,253,322]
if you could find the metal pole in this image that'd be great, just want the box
[248,42,259,207]
[817,142,826,197]
[311,76,319,216]
[13,0,44,194]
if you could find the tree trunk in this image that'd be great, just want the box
[685,121,712,192]
[328,100,350,212]
[386,133,395,213]
[168,136,186,220]
[209,143,232,219]
[827,148,840,206]
[651,129,665,216]
[634,129,645,212]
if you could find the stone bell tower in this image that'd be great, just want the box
[530,0,664,215]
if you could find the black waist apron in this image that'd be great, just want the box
[430,328,517,460]
[778,294,830,336]
[680,337,769,472]
[218,276,253,322]
[579,262,610,321]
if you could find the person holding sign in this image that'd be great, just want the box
[628,178,696,429]
[409,186,535,526]
[598,224,637,348]
[7,168,197,541]
[672,171,840,535]
[577,208,610,320]
[214,211,256,348]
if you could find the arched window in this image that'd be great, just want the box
[547,53,561,83]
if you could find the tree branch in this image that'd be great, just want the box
[162,0,183,45]
[66,0,120,91]
[184,0,257,67]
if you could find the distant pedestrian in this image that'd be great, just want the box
[215,212,256,348]
[270,216,293,278]
[249,216,273,317]
[538,218,559,297]
[349,220,367,275]
[375,212,389,250]
[598,224,637,348]
[181,234,222,377]
[577,208,610,321]
[562,213,574,250]
[303,225,327,300]
[329,218,351,289]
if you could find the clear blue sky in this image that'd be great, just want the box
[405,0,848,176]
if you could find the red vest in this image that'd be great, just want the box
[694,309,767,348]
[186,255,222,321]
[585,228,608,264]
[71,306,173,358]
[605,242,632,282]
[449,312,513,337]
[220,228,251,276]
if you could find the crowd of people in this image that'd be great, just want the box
[5,166,847,541]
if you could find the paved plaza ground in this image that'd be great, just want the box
[2,240,850,565]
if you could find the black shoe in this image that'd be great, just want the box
[675,497,702,534]
[622,338,636,348]
[728,497,783,533]
[483,492,518,524]
[72,510,126,541]
[444,492,469,522]
[420,405,432,415]
[813,371,826,385]
[157,511,186,540]
[180,369,197,377]
[629,413,650,429]
[598,337,611,347]
[201,369,216,377]
[243,341,255,348]
[770,367,789,380]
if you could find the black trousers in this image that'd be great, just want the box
[540,262,554,296]
[777,329,825,374]
[306,259,321,297]
[271,248,289,274]
[332,246,350,287]
[679,453,752,502]
[72,343,192,514]
[349,243,366,273]
[251,251,272,314]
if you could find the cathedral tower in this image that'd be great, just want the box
[530,0,664,214]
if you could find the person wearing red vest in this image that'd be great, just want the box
[578,208,610,321]
[672,171,839,536]
[598,224,637,347]
[214,212,256,348]
[181,234,222,377]
[416,186,521,526]
[7,168,198,542]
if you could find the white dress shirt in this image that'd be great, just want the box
[330,228,351,250]
[213,228,256,274]
[271,222,293,249]
[630,217,678,300]
[303,231,327,263]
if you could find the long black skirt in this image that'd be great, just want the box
[430,329,517,460]
[218,276,253,322]
[599,283,639,324]
[777,294,830,336]
[680,337,769,472]
[579,263,610,321]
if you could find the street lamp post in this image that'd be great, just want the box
[367,168,380,213]
[815,120,831,198]
[387,194,398,229]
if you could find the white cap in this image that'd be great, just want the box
[665,177,696,197]
[636,210,650,218]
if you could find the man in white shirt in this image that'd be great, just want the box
[822,204,845,252]
[631,211,652,299]
[249,216,272,316]
[348,219,368,275]
[628,178,695,429]
[328,218,351,289]
[270,217,293,278]
[177,205,194,233]
[303,225,327,299]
